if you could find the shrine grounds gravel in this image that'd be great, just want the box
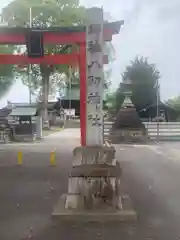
[0,131,180,239]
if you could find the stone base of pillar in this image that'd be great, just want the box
[52,193,137,222]
[36,136,44,141]
[52,144,137,222]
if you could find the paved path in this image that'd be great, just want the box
[114,143,180,239]
[0,128,81,152]
[1,138,180,239]
[45,128,80,140]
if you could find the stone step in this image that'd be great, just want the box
[69,164,121,178]
[52,193,137,223]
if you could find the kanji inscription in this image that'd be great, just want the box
[86,8,104,145]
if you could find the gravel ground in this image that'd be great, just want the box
[1,131,180,240]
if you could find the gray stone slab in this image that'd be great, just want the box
[52,194,137,223]
[70,164,121,178]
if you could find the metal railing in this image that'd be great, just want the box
[103,121,180,141]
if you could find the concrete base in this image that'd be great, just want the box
[35,137,44,142]
[110,136,148,144]
[13,134,36,142]
[110,129,148,144]
[52,194,137,222]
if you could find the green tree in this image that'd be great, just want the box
[166,96,180,111]
[2,0,86,126]
[116,56,160,111]
[2,0,114,125]
[0,45,16,98]
[105,91,116,109]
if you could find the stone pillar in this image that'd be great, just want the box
[86,7,104,145]
[63,8,122,213]
[36,116,43,139]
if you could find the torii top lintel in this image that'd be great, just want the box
[0,21,124,45]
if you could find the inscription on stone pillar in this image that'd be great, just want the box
[86,8,104,145]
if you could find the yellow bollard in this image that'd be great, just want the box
[17,151,23,166]
[50,150,56,166]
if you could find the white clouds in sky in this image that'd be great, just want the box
[0,0,180,107]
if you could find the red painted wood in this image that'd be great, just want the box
[0,54,79,65]
[0,29,113,44]
[79,43,86,146]
[0,54,108,65]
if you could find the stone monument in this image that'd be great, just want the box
[52,8,136,222]
[110,79,148,143]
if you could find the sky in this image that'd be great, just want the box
[0,0,180,107]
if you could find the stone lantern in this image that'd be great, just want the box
[110,79,148,143]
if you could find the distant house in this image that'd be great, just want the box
[59,83,109,116]
[0,107,12,125]
[138,102,180,122]
[0,84,110,121]
[0,101,60,127]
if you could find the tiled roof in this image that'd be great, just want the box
[0,21,124,35]
[0,107,12,117]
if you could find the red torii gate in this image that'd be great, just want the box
[0,21,123,145]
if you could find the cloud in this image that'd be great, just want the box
[81,0,180,100]
[0,79,35,108]
[1,0,180,105]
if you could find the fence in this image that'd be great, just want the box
[103,121,180,141]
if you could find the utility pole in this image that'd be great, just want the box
[69,66,72,111]
[68,66,72,120]
[156,79,160,142]
[28,7,32,104]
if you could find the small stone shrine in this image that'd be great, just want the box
[110,79,148,143]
